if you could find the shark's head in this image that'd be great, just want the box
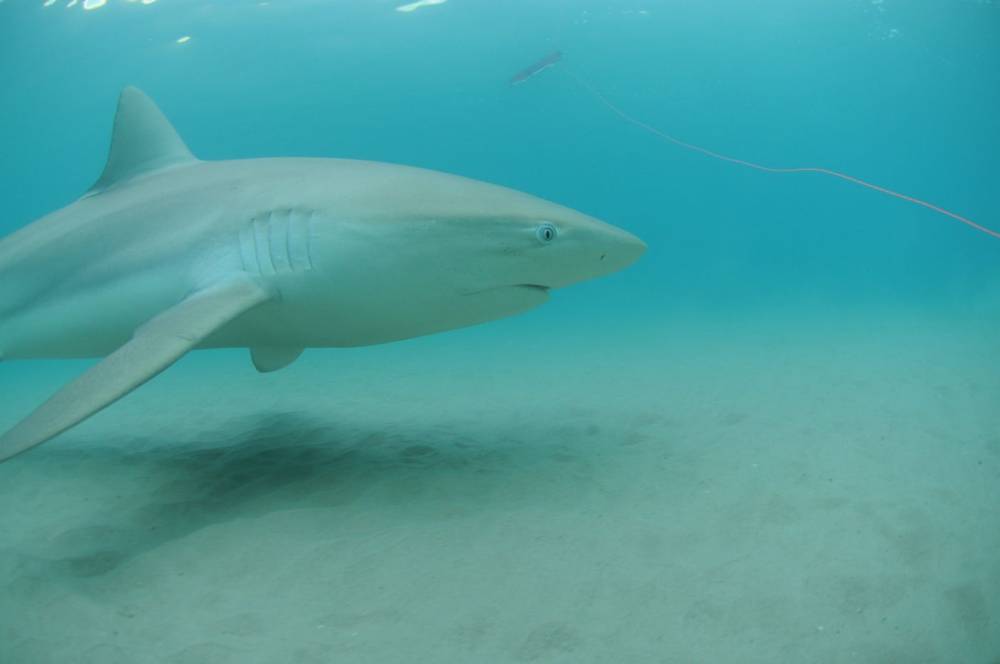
[439,199,646,297]
[303,162,646,344]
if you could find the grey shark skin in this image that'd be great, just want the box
[0,87,645,463]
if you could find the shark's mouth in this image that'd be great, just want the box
[461,284,550,296]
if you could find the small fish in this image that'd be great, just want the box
[509,51,562,86]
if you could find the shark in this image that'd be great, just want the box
[0,87,645,463]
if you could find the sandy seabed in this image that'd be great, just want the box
[1,306,998,663]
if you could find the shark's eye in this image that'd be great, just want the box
[536,223,558,244]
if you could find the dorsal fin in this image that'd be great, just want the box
[89,86,197,193]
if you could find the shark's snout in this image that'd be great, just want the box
[545,220,645,289]
[599,225,647,272]
[465,218,644,295]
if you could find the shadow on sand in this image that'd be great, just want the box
[5,409,635,583]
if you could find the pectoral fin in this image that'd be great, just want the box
[0,276,272,463]
[250,346,304,373]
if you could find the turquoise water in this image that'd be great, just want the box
[1,1,999,662]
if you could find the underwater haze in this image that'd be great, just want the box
[1,0,999,662]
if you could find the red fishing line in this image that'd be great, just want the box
[566,69,1000,240]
